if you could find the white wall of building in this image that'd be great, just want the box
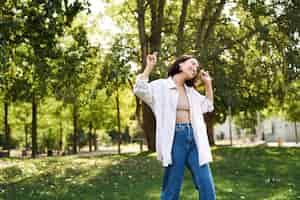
[214,115,300,142]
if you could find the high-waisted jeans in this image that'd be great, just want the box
[160,122,216,200]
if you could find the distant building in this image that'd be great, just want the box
[214,116,300,143]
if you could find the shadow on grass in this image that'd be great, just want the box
[1,147,300,200]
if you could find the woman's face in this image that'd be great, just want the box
[179,58,200,80]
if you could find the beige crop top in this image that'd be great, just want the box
[176,92,190,111]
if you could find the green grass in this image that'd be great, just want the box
[1,147,300,200]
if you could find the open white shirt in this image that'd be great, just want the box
[133,74,214,167]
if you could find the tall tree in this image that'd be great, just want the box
[135,0,167,151]
[52,25,96,154]
[133,0,300,148]
[17,0,88,157]
[0,0,26,155]
[100,35,135,154]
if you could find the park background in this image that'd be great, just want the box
[0,0,299,199]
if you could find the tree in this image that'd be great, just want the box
[132,0,300,148]
[284,80,300,144]
[0,1,28,155]
[100,35,135,154]
[135,0,167,151]
[52,25,97,154]
[1,0,90,157]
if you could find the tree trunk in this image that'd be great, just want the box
[136,0,156,151]
[137,0,154,151]
[195,0,210,50]
[72,103,78,154]
[149,0,166,52]
[25,123,29,149]
[116,90,121,154]
[31,92,38,158]
[142,103,156,151]
[176,0,190,56]
[3,101,10,156]
[93,128,98,151]
[136,0,148,69]
[135,97,142,126]
[228,105,233,146]
[204,112,215,146]
[59,121,63,152]
[88,121,93,152]
[139,0,166,152]
[295,122,298,144]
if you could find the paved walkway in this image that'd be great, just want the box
[216,140,300,147]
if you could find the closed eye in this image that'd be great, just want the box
[191,60,197,66]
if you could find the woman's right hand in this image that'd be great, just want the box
[145,52,157,72]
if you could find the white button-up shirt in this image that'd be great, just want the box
[133,74,214,167]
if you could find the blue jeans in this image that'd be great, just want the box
[160,122,216,200]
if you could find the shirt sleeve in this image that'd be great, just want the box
[198,93,214,113]
[133,73,155,109]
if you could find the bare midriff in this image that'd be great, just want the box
[176,88,191,123]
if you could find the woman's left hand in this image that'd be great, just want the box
[199,69,212,85]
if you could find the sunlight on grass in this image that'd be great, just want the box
[1,147,299,199]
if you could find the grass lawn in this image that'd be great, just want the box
[1,146,300,200]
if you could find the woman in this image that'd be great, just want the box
[133,52,216,200]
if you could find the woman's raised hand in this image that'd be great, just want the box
[199,69,213,86]
[142,52,157,77]
[146,52,157,71]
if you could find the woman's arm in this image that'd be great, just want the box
[200,69,213,103]
[204,81,213,104]
[198,70,214,113]
[139,53,156,80]
[133,53,157,108]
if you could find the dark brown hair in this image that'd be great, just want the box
[167,55,198,87]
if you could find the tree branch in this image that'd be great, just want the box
[203,0,226,48]
[176,0,191,56]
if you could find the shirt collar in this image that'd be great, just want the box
[167,76,191,92]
